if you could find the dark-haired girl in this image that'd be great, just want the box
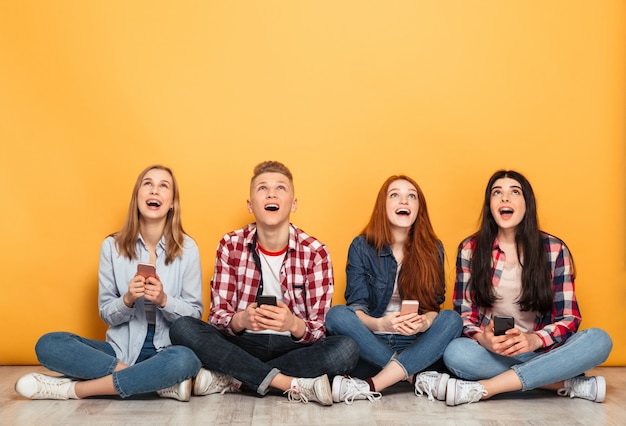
[443,170,612,406]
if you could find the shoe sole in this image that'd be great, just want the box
[331,375,344,403]
[316,374,333,406]
[179,378,192,402]
[193,368,218,396]
[445,378,458,406]
[594,376,606,403]
[193,374,209,396]
[436,373,450,401]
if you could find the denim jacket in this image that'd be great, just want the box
[344,235,444,318]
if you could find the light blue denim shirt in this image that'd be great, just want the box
[344,235,444,318]
[98,234,203,366]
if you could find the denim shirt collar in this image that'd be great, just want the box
[137,234,166,259]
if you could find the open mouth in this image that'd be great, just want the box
[147,199,162,207]
[265,204,279,211]
[499,207,514,217]
[395,208,411,216]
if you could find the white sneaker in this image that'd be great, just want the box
[557,376,606,402]
[285,375,332,406]
[15,373,76,400]
[414,371,450,401]
[157,378,192,402]
[331,375,382,404]
[193,368,241,396]
[446,378,487,406]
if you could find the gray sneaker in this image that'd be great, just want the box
[285,375,333,406]
[157,378,192,402]
[332,375,382,404]
[414,371,450,401]
[193,368,241,396]
[15,373,75,400]
[446,378,487,406]
[557,376,606,402]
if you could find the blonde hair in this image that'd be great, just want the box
[250,161,294,191]
[113,165,186,265]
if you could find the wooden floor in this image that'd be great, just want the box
[2,365,624,425]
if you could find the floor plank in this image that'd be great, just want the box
[2,365,624,425]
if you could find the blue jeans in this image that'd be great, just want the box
[325,305,463,378]
[35,326,201,398]
[443,328,613,391]
[169,316,359,395]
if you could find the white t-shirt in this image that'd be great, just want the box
[491,262,536,333]
[248,244,290,336]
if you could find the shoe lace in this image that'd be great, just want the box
[341,377,382,405]
[459,383,487,405]
[213,374,238,394]
[34,375,69,399]
[158,385,179,397]
[285,383,313,404]
[219,384,240,395]
[557,377,593,399]
[414,374,436,401]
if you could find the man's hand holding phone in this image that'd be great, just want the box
[255,295,283,327]
[254,295,304,337]
[238,295,279,332]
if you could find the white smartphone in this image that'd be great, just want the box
[400,300,419,316]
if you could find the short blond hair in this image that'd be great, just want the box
[250,161,294,189]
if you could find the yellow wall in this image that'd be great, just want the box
[1,1,624,365]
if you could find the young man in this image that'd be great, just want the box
[170,161,359,405]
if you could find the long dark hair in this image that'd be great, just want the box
[362,175,443,312]
[469,170,555,313]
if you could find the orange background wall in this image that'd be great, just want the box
[1,1,624,365]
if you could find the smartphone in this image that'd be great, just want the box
[400,300,419,316]
[493,315,515,336]
[137,263,157,279]
[256,295,277,306]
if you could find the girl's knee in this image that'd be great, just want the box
[325,305,350,333]
[443,338,470,363]
[35,332,70,358]
[587,328,613,357]
[170,346,201,373]
[438,309,463,326]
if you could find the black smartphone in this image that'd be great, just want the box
[137,263,157,278]
[493,315,515,336]
[256,295,277,306]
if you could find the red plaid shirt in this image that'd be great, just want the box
[454,233,581,351]
[208,223,334,343]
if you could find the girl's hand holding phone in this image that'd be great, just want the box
[124,275,147,307]
[144,276,167,308]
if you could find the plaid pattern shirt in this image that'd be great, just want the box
[454,232,581,351]
[208,223,334,343]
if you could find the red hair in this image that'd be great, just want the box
[362,175,443,311]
